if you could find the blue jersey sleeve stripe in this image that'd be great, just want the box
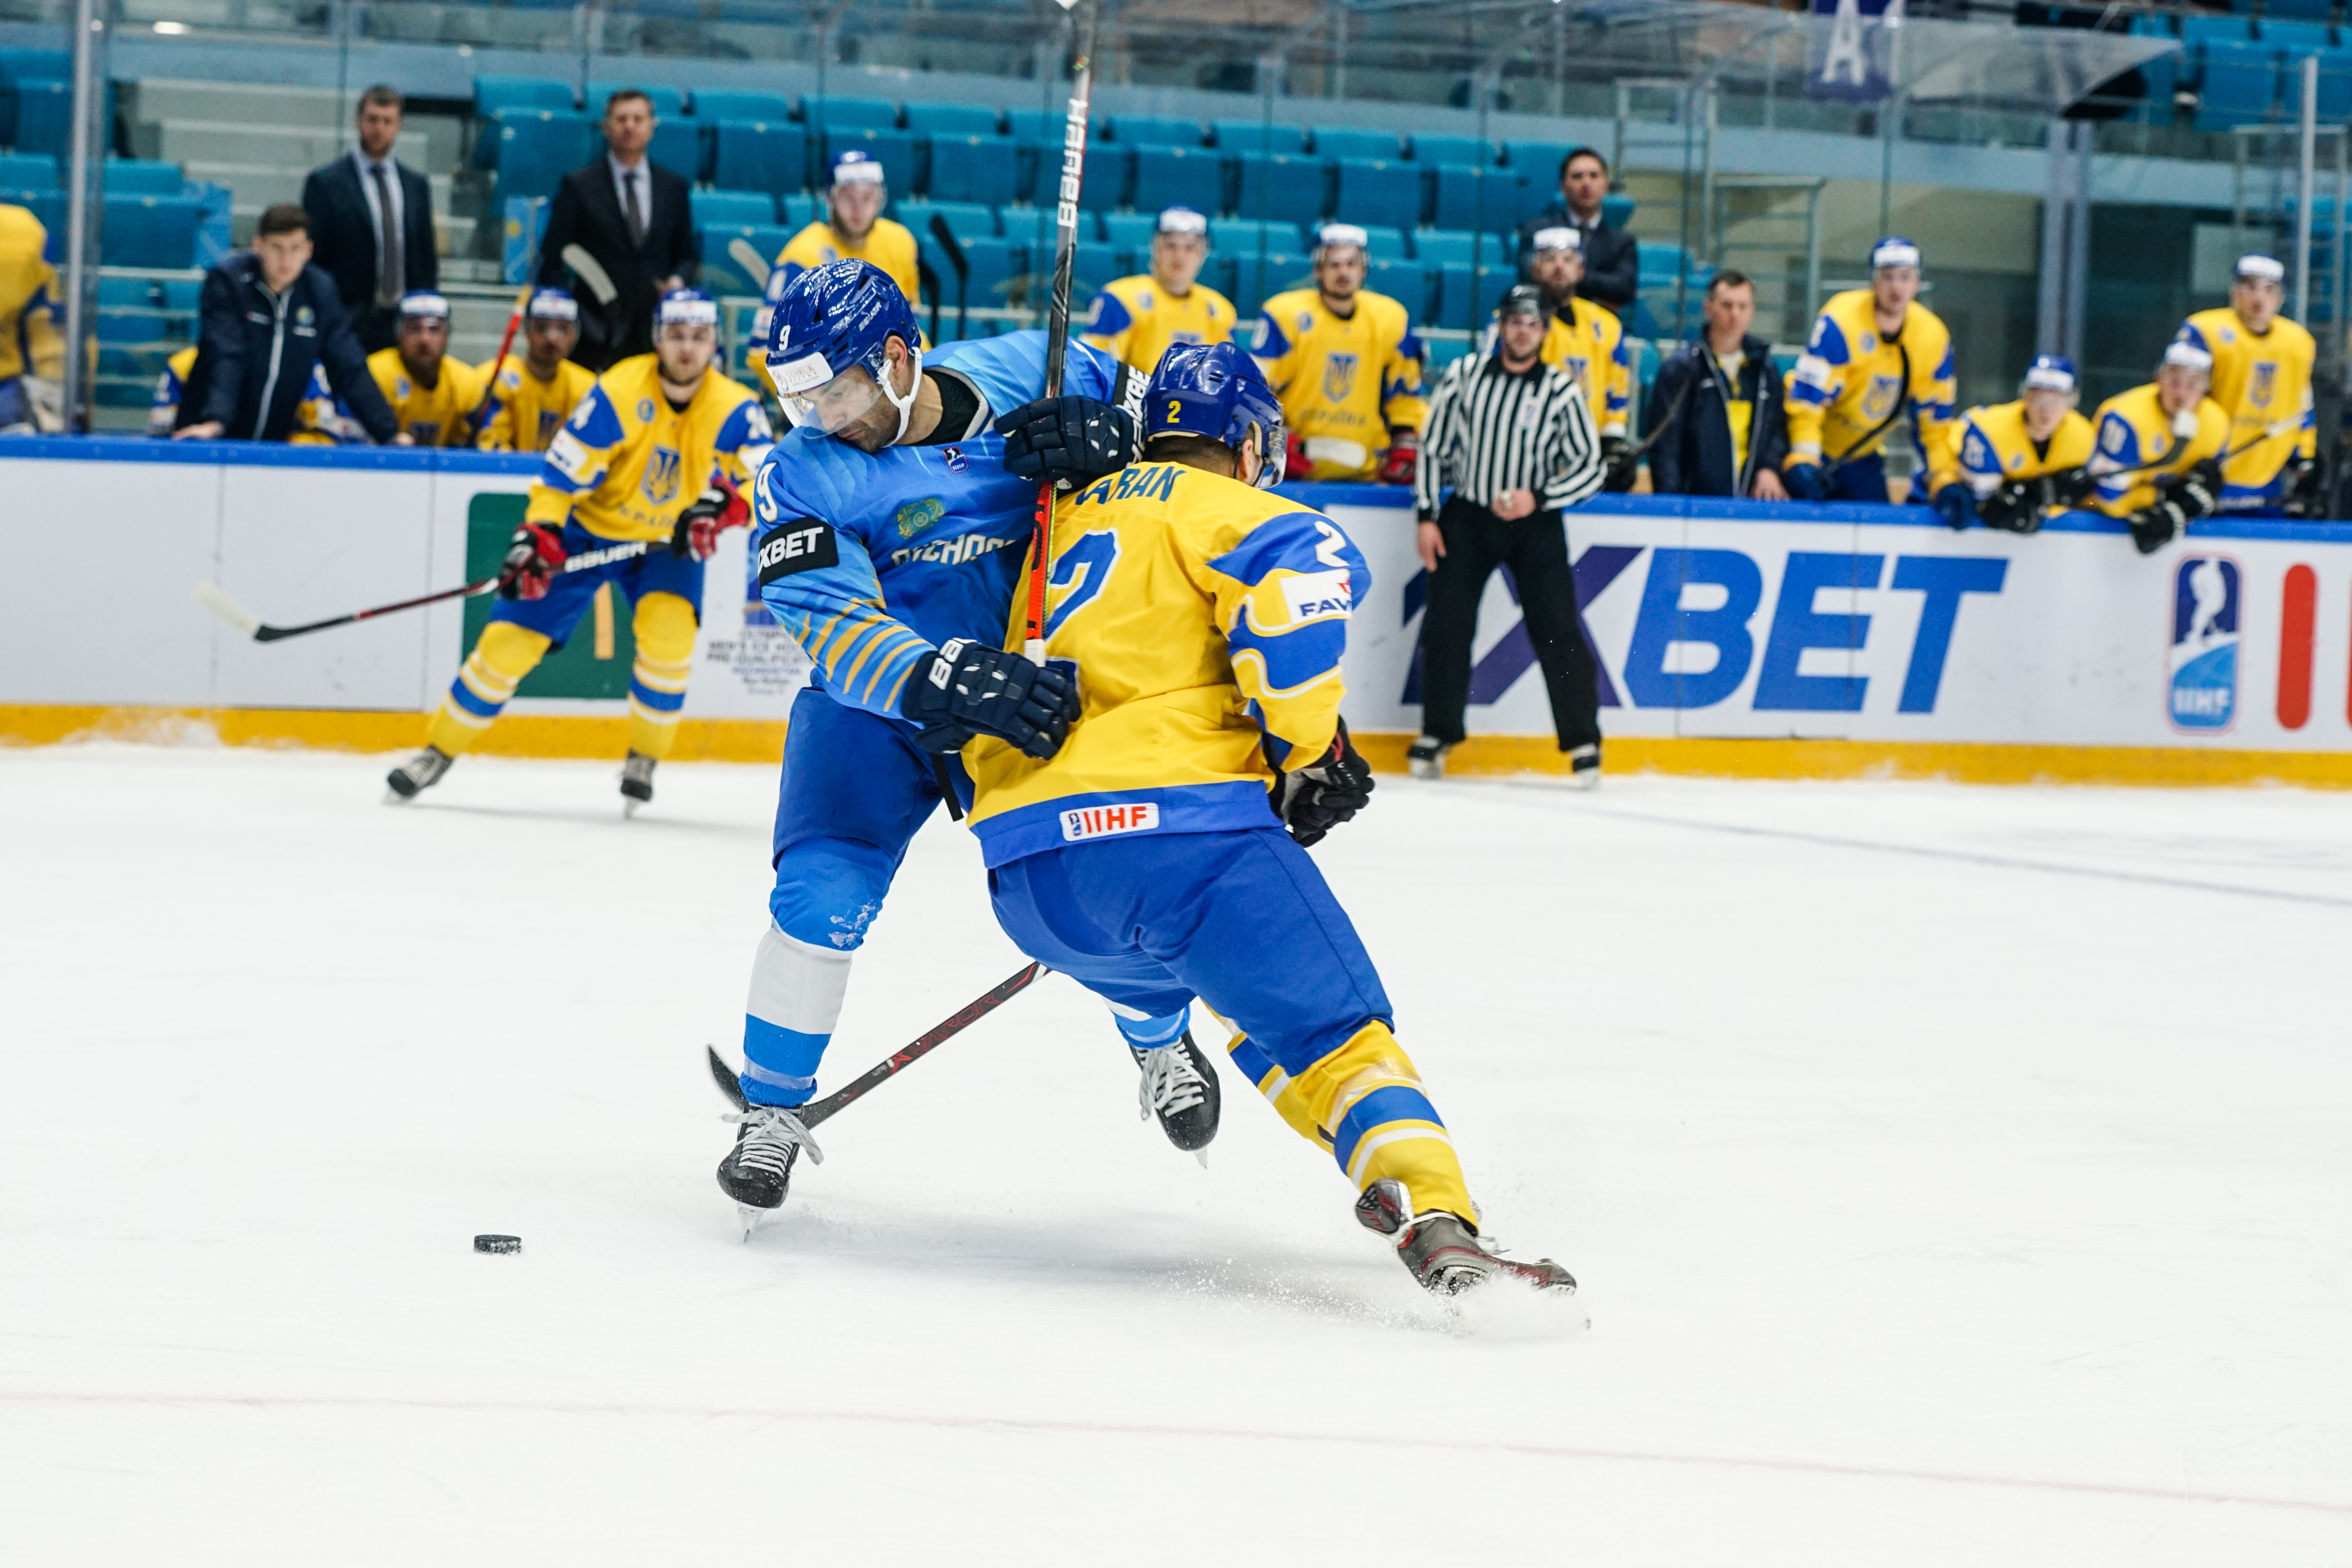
[568,386,624,447]
[1206,509,1348,587]
[2178,321,2210,353]
[1087,291,1134,338]
[1229,612,1348,699]
[1809,315,1851,365]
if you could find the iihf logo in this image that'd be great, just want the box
[2166,554,2241,732]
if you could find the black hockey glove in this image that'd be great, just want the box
[900,639,1081,761]
[2154,457,2223,524]
[1978,479,2044,535]
[2128,500,2188,555]
[993,395,1141,491]
[1932,483,1976,532]
[1600,436,1639,493]
[2281,456,2328,518]
[1271,718,1375,849]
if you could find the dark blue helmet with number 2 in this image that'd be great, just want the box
[1143,341,1286,491]
[762,260,923,441]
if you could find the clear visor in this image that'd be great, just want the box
[774,355,886,433]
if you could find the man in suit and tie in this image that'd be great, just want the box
[300,85,439,355]
[536,88,697,371]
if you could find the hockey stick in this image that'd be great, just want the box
[195,538,655,644]
[725,235,772,295]
[928,213,971,343]
[467,283,535,436]
[1022,0,1100,664]
[705,960,1047,1127]
[560,243,620,307]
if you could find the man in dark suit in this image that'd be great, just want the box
[299,84,438,355]
[537,88,697,371]
[1516,147,1637,316]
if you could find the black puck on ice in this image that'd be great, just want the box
[473,1234,522,1254]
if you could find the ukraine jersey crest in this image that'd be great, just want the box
[643,445,683,505]
[1323,353,1359,401]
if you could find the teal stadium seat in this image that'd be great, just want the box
[1365,259,1435,318]
[474,74,576,116]
[1313,127,1403,162]
[710,120,804,195]
[1099,211,1161,251]
[693,189,777,228]
[7,79,73,158]
[893,198,998,246]
[1104,115,1202,148]
[927,134,1021,207]
[1212,119,1309,156]
[648,120,703,182]
[822,128,919,196]
[0,151,57,190]
[1408,134,1492,167]
[903,102,1002,138]
[1022,141,1129,211]
[1210,215,1305,257]
[1411,229,1505,269]
[1428,166,1516,233]
[1234,153,1326,222]
[102,194,201,268]
[485,111,593,202]
[1332,159,1423,230]
[691,90,794,123]
[1131,145,1227,216]
[803,97,899,132]
[588,82,686,119]
[1230,251,1312,318]
[1503,141,1578,184]
[697,224,791,294]
[1436,263,1513,330]
[1004,109,1082,145]
[104,158,183,196]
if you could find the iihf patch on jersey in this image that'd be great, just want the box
[756,521,841,583]
[2167,554,2240,732]
[1061,802,1161,842]
[1281,568,1353,622]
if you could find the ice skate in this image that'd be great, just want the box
[1355,1179,1577,1298]
[1406,735,1449,780]
[1565,742,1601,791]
[620,750,656,816]
[384,746,453,802]
[716,1103,822,1238]
[1133,1031,1220,1161]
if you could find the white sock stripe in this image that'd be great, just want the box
[745,922,857,1035]
[435,701,497,731]
[1258,1068,1292,1104]
[1345,1125,1454,1188]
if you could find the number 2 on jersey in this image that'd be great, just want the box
[1043,530,1120,641]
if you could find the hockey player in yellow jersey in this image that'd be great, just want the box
[749,148,920,373]
[365,291,483,448]
[2175,252,2320,512]
[1251,222,1427,484]
[960,342,1577,1299]
[1080,205,1235,374]
[1783,236,1957,504]
[1929,354,2098,533]
[388,290,772,809]
[1520,224,1633,486]
[475,286,597,453]
[2089,341,2234,554]
[0,198,63,433]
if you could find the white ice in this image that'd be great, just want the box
[4,745,2349,1564]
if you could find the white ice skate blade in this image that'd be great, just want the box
[622,798,644,820]
[381,788,411,807]
[737,1203,776,1242]
[1563,770,1601,792]
[1194,1149,1209,1169]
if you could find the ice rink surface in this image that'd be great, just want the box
[4,744,2349,1564]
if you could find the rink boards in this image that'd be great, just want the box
[5,439,2352,783]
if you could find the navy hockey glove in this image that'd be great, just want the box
[900,639,1081,760]
[1783,462,1829,502]
[498,522,566,601]
[1933,483,1976,532]
[1271,719,1375,849]
[994,396,1141,490]
[671,473,749,560]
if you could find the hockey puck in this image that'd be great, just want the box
[473,1234,522,1254]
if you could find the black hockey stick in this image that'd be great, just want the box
[196,538,656,644]
[928,212,970,342]
[706,961,1046,1127]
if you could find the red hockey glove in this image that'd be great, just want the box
[671,473,750,561]
[1284,430,1312,481]
[497,522,567,601]
[1378,431,1419,486]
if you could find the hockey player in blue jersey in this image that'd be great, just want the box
[716,260,1226,1219]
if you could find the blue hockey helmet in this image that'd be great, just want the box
[526,286,579,322]
[761,259,923,441]
[653,286,718,332]
[1144,341,1287,490]
[2022,353,2077,398]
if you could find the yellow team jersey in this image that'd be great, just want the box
[1541,298,1630,439]
[532,353,772,543]
[964,459,1369,869]
[1080,274,1235,378]
[1250,287,1427,481]
[2087,383,2232,517]
[1945,400,2095,500]
[148,345,198,436]
[1784,289,1957,474]
[474,354,598,453]
[777,218,920,310]
[367,347,484,448]
[2175,307,2316,500]
[0,201,62,386]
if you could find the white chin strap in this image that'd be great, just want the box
[884,342,923,445]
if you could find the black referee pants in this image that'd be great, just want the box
[1418,496,1600,752]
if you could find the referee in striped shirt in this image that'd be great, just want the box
[1409,284,1608,784]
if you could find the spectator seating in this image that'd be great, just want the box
[903,102,1001,138]
[7,77,71,158]
[1234,152,1325,222]
[2195,41,2284,127]
[1131,145,1225,215]
[1503,140,1577,182]
[926,133,1021,206]
[1212,119,1309,156]
[649,119,702,182]
[1435,263,1514,330]
[1024,142,1129,211]
[481,110,593,201]
[102,193,201,268]
[803,96,898,131]
[893,198,998,246]
[822,126,919,194]
[1411,229,1506,269]
[922,233,1025,310]
[691,89,794,124]
[1229,251,1311,318]
[1004,110,1078,145]
[1332,158,1422,230]
[1210,215,1301,254]
[0,149,56,191]
[708,119,802,194]
[475,74,576,116]
[1366,258,1435,318]
[104,158,184,196]
[693,189,776,228]
[697,223,791,294]
[1409,134,1491,167]
[1428,165,1521,233]
[1349,224,1412,261]
[1103,114,1201,148]
[1098,210,1160,252]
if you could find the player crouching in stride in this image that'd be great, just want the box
[956,343,1575,1299]
[387,288,771,809]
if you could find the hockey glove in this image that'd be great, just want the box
[1782,461,1829,503]
[1933,483,1976,532]
[1378,430,1419,486]
[2048,465,2102,510]
[2128,500,2188,555]
[1600,436,1639,494]
[1271,718,1376,849]
[671,473,749,560]
[497,522,567,601]
[994,396,1141,491]
[900,639,1081,761]
[2281,456,2328,518]
[1978,479,2045,535]
[2154,457,2223,524]
[1284,430,1312,481]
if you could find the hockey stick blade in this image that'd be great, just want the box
[194,582,263,639]
[561,243,620,306]
[726,236,771,291]
[703,962,1046,1129]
